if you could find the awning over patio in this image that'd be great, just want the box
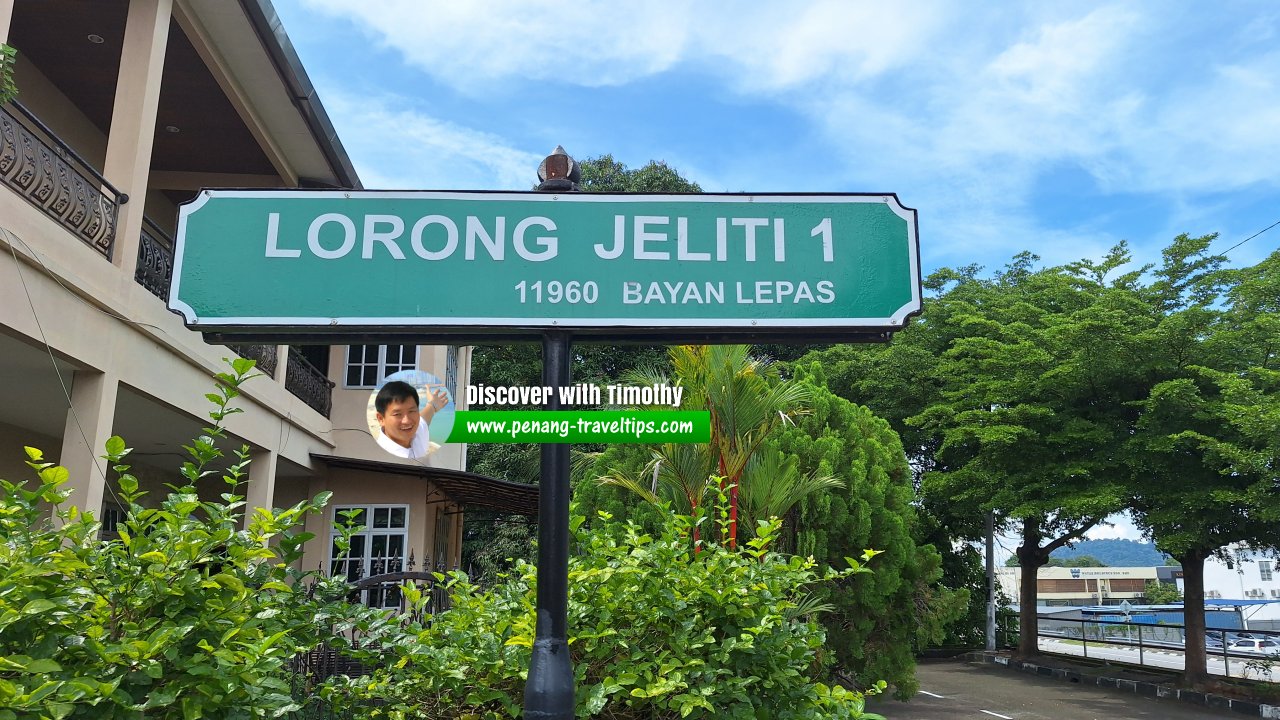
[311,454,538,517]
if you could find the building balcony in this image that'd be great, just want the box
[136,215,175,301]
[0,101,123,260]
[285,347,335,418]
[1,99,335,421]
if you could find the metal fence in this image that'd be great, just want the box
[283,570,442,719]
[1030,613,1280,680]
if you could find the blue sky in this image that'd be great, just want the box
[271,1,1279,545]
[273,0,1278,280]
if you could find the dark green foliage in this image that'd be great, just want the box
[804,236,1277,680]
[0,44,17,103]
[324,495,887,719]
[770,367,966,699]
[1124,238,1278,684]
[577,154,702,193]
[1144,580,1183,604]
[463,341,670,583]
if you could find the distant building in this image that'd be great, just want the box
[997,566,1158,607]
[1178,545,1280,631]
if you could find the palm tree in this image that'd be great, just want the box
[600,345,839,548]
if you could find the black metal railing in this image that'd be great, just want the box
[1033,612,1280,680]
[0,101,126,259]
[283,559,444,718]
[228,344,279,378]
[286,347,334,418]
[136,216,174,300]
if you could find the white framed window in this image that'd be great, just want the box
[1260,561,1273,582]
[344,344,418,388]
[330,504,410,608]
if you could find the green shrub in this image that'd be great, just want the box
[0,359,344,719]
[325,488,887,719]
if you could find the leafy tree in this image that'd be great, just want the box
[1144,580,1183,605]
[776,364,966,698]
[909,249,1156,657]
[1126,236,1278,686]
[576,154,702,193]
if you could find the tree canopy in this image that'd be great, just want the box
[802,238,1279,679]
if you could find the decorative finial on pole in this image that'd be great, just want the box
[537,146,581,191]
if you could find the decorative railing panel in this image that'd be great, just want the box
[0,102,124,259]
[136,216,174,300]
[229,344,279,378]
[286,347,334,417]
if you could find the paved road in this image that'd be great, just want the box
[868,659,1235,719]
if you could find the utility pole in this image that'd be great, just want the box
[986,509,996,651]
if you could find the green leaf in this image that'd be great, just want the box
[104,436,127,458]
[21,599,57,615]
[25,659,62,674]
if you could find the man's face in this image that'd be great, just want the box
[377,396,420,448]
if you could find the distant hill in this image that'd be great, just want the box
[1051,539,1176,567]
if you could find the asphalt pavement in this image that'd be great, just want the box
[867,659,1238,719]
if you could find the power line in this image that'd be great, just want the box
[1220,219,1280,256]
[6,235,127,514]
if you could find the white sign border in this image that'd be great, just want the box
[171,190,921,331]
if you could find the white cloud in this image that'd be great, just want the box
[300,0,693,88]
[295,1,1280,267]
[1086,513,1145,542]
[298,0,951,92]
[322,91,543,190]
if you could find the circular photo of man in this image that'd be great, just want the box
[366,369,455,460]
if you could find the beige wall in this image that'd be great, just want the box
[10,54,109,169]
[0,419,58,485]
[326,344,470,471]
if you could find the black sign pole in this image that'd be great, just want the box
[524,329,574,718]
[524,147,581,720]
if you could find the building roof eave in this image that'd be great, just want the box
[311,454,538,517]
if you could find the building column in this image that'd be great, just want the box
[273,345,289,384]
[59,370,120,518]
[102,0,172,277]
[243,447,278,530]
[1,0,15,44]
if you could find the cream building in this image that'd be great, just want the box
[0,0,534,606]
[997,566,1159,607]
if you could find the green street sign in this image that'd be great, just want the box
[171,190,920,339]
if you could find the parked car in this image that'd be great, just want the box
[1227,638,1278,655]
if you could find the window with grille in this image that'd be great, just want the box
[330,505,409,608]
[100,504,126,540]
[1261,561,1273,582]
[344,345,418,388]
[445,346,459,399]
